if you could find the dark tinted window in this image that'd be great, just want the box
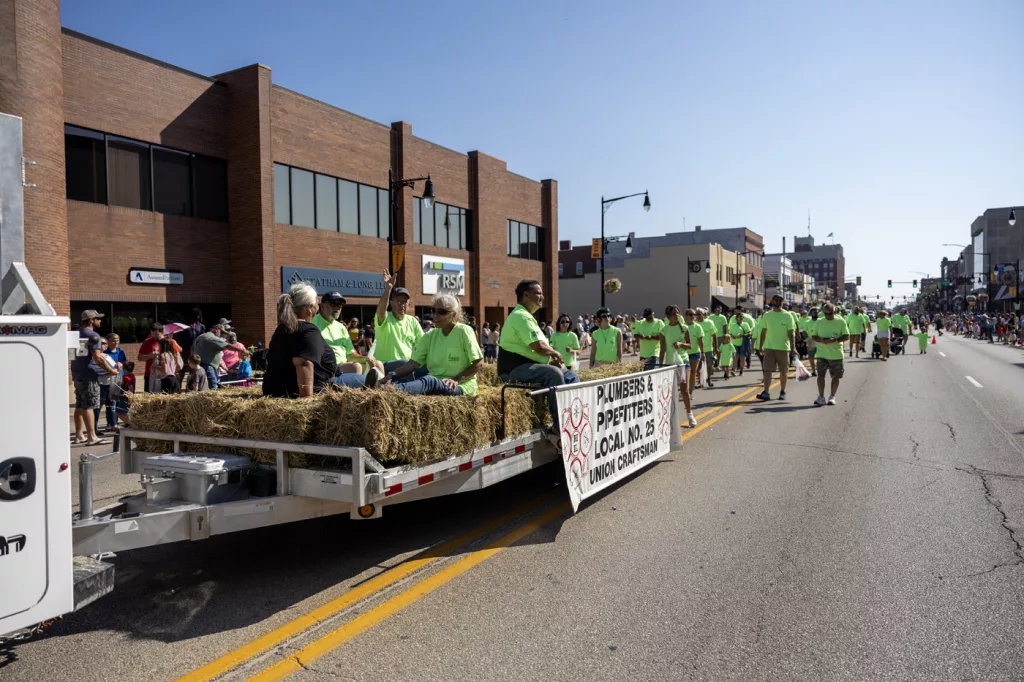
[339,179,358,234]
[64,125,106,204]
[107,136,151,210]
[359,184,378,237]
[193,154,227,221]
[274,163,290,224]
[316,174,337,231]
[153,147,192,216]
[421,199,434,245]
[413,198,421,244]
[508,219,542,261]
[290,168,315,228]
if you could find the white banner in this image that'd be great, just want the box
[556,366,681,512]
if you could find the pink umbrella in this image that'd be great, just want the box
[162,322,188,335]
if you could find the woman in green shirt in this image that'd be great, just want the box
[727,314,751,376]
[659,305,697,427]
[874,310,893,361]
[590,307,622,366]
[382,294,483,395]
[550,314,581,369]
[683,308,706,395]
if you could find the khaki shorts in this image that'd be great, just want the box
[762,349,790,373]
[816,358,845,379]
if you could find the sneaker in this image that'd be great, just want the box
[364,367,383,389]
[778,391,787,400]
[827,396,837,406]
[687,412,697,428]
[756,391,771,401]
[706,380,714,388]
[814,395,827,406]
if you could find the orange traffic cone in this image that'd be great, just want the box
[931,335,937,344]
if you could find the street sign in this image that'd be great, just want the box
[590,239,602,259]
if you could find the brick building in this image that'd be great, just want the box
[1,1,557,358]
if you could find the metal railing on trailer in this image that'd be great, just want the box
[72,427,552,555]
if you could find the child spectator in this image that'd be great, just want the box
[186,354,209,391]
[228,349,253,387]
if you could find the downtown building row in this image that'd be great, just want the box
[937,206,1022,313]
[1,1,558,357]
[557,227,766,317]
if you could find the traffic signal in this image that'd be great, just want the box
[856,276,862,286]
[887,279,892,288]
[912,279,917,288]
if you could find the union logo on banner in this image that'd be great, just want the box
[561,396,593,492]
[656,376,673,443]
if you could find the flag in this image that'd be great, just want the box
[826,232,834,238]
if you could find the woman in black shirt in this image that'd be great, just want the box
[263,282,338,398]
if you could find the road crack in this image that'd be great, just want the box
[955,465,1024,575]
[940,420,957,443]
[908,434,921,461]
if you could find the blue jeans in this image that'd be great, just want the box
[202,364,220,389]
[642,356,659,370]
[395,375,464,396]
[96,384,114,429]
[740,337,752,359]
[333,373,366,389]
[500,363,580,430]
[382,360,429,383]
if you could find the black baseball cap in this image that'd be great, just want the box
[322,291,347,304]
[643,308,653,317]
[391,287,411,299]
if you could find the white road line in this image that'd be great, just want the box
[938,351,946,357]
[965,376,983,388]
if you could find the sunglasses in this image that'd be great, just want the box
[432,308,452,315]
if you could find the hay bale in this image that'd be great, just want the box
[476,364,499,388]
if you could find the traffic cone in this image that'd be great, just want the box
[931,335,937,344]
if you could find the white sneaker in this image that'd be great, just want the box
[687,412,697,428]
[827,396,837,405]
[814,395,827,406]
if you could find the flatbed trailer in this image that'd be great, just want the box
[73,427,557,556]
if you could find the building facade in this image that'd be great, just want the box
[558,227,765,312]
[558,241,748,319]
[785,235,846,296]
[1,3,557,356]
[967,207,1021,311]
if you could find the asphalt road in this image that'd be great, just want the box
[7,334,1024,681]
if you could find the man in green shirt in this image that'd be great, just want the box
[811,302,849,406]
[846,306,866,358]
[892,308,913,346]
[696,308,718,388]
[373,269,426,379]
[634,308,666,370]
[498,279,579,433]
[757,294,797,401]
[313,291,381,388]
[709,306,728,368]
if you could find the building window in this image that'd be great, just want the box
[65,125,106,204]
[414,198,470,250]
[576,261,583,276]
[152,147,192,216]
[507,219,544,261]
[65,125,226,220]
[273,162,387,237]
[558,262,564,277]
[70,301,232,344]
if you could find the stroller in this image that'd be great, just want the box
[890,328,905,356]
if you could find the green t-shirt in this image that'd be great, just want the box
[686,322,705,354]
[592,326,620,363]
[813,317,849,361]
[876,317,892,332]
[797,316,815,334]
[709,313,728,337]
[312,313,350,364]
[916,331,930,348]
[549,331,580,367]
[719,342,735,365]
[373,311,424,363]
[728,319,750,346]
[761,310,797,351]
[699,319,717,351]
[751,315,766,350]
[410,323,483,395]
[499,305,548,364]
[633,318,665,358]
[846,314,865,335]
[892,313,912,334]
[660,323,689,365]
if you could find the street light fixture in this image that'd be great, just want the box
[599,190,651,306]
[388,169,435,278]
[1010,208,1017,227]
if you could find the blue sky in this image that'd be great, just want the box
[63,0,1024,302]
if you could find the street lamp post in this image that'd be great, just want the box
[687,258,711,309]
[600,191,650,307]
[388,168,434,280]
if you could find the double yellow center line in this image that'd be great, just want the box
[179,371,787,682]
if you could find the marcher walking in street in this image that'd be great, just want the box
[812,303,849,406]
[757,294,796,401]
[659,304,697,428]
